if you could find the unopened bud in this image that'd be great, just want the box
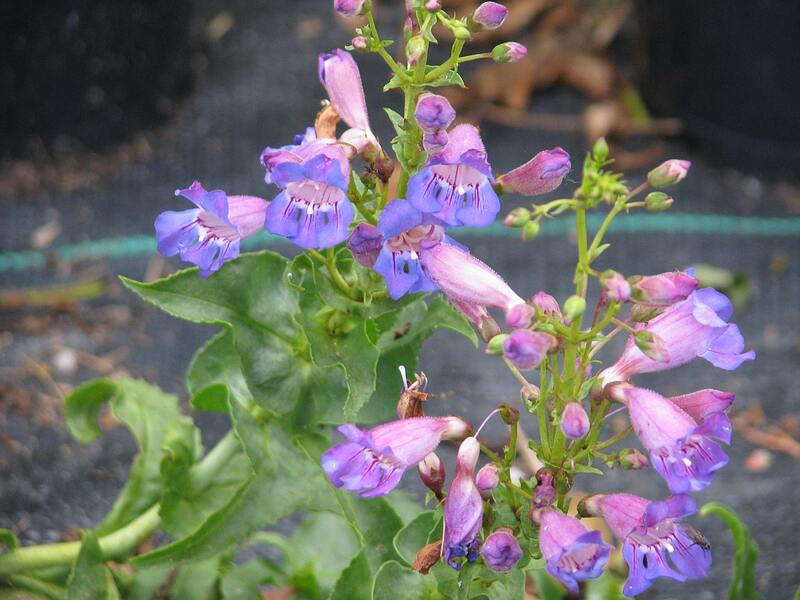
[415,93,456,133]
[425,0,441,10]
[351,35,368,50]
[422,129,448,154]
[618,448,649,470]
[406,35,426,66]
[503,207,531,227]
[476,463,500,499]
[560,402,590,439]
[647,159,691,188]
[563,295,586,322]
[644,191,674,212]
[418,452,446,499]
[470,2,508,31]
[592,137,609,161]
[486,334,509,356]
[334,0,367,17]
[521,220,540,241]
[634,330,669,362]
[505,302,533,329]
[531,291,560,316]
[531,468,556,509]
[478,314,502,342]
[600,269,631,302]
[491,42,527,63]
[374,155,395,183]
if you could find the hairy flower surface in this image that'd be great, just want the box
[322,416,470,497]
[585,493,711,596]
[155,181,268,276]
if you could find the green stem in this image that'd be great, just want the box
[537,360,551,458]
[366,9,408,80]
[188,430,239,494]
[325,248,358,299]
[457,52,491,63]
[572,399,610,463]
[504,420,518,469]
[480,443,502,464]
[5,574,66,600]
[425,39,465,82]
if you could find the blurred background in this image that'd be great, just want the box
[1,0,799,597]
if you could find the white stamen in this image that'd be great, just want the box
[398,366,408,390]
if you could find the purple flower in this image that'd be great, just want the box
[497,148,571,196]
[481,528,522,572]
[584,493,711,596]
[502,330,554,371]
[614,384,731,493]
[264,142,355,248]
[531,468,555,509]
[155,181,268,277]
[422,129,449,154]
[600,270,631,302]
[476,463,499,499]
[648,159,691,188]
[561,402,590,439]
[370,199,449,299]
[418,241,527,327]
[321,416,470,498]
[443,437,484,569]
[415,93,456,133]
[491,42,527,63]
[347,223,383,268]
[629,270,698,306]
[319,49,379,155]
[333,0,366,17]
[471,2,508,30]
[669,388,735,423]
[261,128,318,185]
[538,509,612,594]
[531,291,561,316]
[599,288,755,385]
[407,124,500,227]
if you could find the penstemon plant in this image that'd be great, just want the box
[1,1,763,599]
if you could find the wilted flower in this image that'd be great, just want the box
[612,384,731,493]
[560,402,590,439]
[497,147,571,196]
[443,437,484,569]
[537,509,612,594]
[599,288,755,385]
[583,493,711,596]
[481,528,522,572]
[502,330,554,371]
[407,124,500,227]
[418,452,446,499]
[322,416,470,497]
[155,181,268,277]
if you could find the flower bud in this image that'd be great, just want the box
[629,270,698,306]
[506,302,534,329]
[503,207,531,227]
[521,220,540,241]
[647,159,691,188]
[415,93,456,133]
[425,0,441,10]
[454,26,472,40]
[351,35,368,50]
[478,314,502,342]
[560,402,590,439]
[496,147,571,197]
[374,154,395,183]
[491,42,527,63]
[618,448,649,470]
[600,269,631,302]
[563,295,586,322]
[500,403,520,425]
[422,129,449,154]
[592,137,609,161]
[503,330,554,371]
[486,334,509,356]
[634,330,670,363]
[531,467,555,509]
[531,291,560,316]
[476,463,500,499]
[406,35,426,66]
[644,191,674,212]
[418,452,446,499]
[334,0,366,17]
[481,528,522,572]
[470,2,508,30]
[347,223,383,268]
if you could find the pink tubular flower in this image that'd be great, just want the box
[647,159,691,188]
[502,330,554,371]
[334,0,366,17]
[497,147,571,196]
[613,384,732,493]
[537,509,612,594]
[599,288,755,385]
[629,270,698,306]
[443,437,484,569]
[321,416,470,498]
[583,493,711,596]
[481,528,522,572]
[418,242,528,328]
[560,402,590,439]
[318,49,379,154]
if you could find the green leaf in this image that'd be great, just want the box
[67,532,119,600]
[372,561,434,600]
[528,566,564,600]
[124,566,172,600]
[485,568,525,600]
[169,556,221,600]
[384,108,407,137]
[584,570,626,600]
[430,562,458,598]
[393,511,437,565]
[65,378,191,535]
[330,550,372,600]
[220,557,281,600]
[0,529,20,551]
[700,502,765,600]
[132,401,331,568]
[571,463,604,476]
[427,70,465,89]
[188,330,252,412]
[123,252,345,424]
